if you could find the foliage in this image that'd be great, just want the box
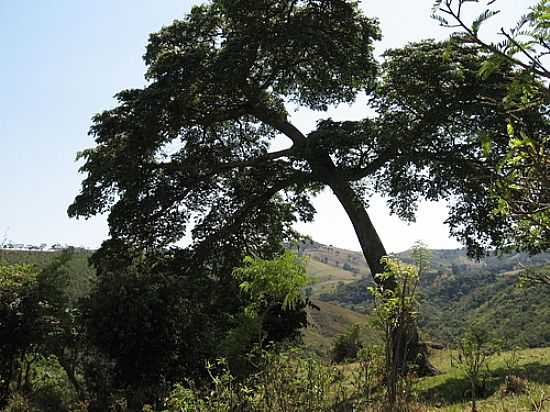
[233,251,309,317]
[455,325,499,411]
[81,240,231,408]
[223,252,311,375]
[3,393,40,412]
[162,347,356,412]
[0,249,95,302]
[67,0,383,268]
[0,250,87,410]
[67,0,550,381]
[0,263,39,403]
[330,323,363,363]
[519,264,550,287]
[374,38,547,257]
[368,251,425,404]
[432,0,550,254]
[320,247,550,349]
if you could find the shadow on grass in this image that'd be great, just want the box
[419,361,550,405]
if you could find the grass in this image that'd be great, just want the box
[302,299,373,355]
[307,259,358,283]
[305,257,364,300]
[416,347,550,411]
[328,347,550,411]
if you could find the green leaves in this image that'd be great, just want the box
[480,132,493,157]
[471,9,500,34]
[233,251,309,317]
[369,256,421,328]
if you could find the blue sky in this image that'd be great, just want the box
[0,0,533,252]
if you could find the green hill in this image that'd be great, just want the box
[310,244,550,349]
[3,244,549,351]
[0,248,95,301]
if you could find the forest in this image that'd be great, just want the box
[1,0,549,411]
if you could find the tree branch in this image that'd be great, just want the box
[190,171,311,256]
[249,104,308,147]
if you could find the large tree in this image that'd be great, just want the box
[69,0,543,375]
[68,0,389,272]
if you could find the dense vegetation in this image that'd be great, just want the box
[2,0,548,410]
[1,245,549,410]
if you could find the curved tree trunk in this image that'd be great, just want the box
[307,150,436,376]
[305,149,388,277]
[251,108,435,376]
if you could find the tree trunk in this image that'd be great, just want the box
[252,108,436,376]
[306,150,435,376]
[305,150,388,278]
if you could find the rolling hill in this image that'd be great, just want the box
[308,242,550,349]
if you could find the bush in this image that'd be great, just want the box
[162,348,353,412]
[330,324,363,363]
[3,393,40,412]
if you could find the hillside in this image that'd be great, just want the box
[3,245,549,350]
[0,248,95,301]
[301,241,550,349]
[302,299,373,355]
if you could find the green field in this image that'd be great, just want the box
[416,347,550,411]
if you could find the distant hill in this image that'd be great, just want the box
[0,248,95,301]
[299,240,550,349]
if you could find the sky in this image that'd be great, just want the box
[0,0,534,253]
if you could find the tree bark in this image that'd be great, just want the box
[305,150,388,277]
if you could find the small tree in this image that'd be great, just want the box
[232,251,310,343]
[368,242,430,406]
[455,324,498,412]
[330,324,363,363]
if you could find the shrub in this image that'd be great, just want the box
[3,393,39,412]
[456,324,498,411]
[162,348,351,412]
[330,324,363,363]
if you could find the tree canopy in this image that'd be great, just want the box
[432,0,549,252]
[69,0,547,277]
[68,1,547,382]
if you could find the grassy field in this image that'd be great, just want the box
[416,347,550,411]
[306,256,363,300]
[332,347,550,411]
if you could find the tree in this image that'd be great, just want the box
[0,263,39,404]
[368,242,430,406]
[81,239,247,408]
[455,324,498,412]
[432,0,549,253]
[69,0,542,375]
[0,252,80,406]
[68,0,387,272]
[226,251,311,373]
